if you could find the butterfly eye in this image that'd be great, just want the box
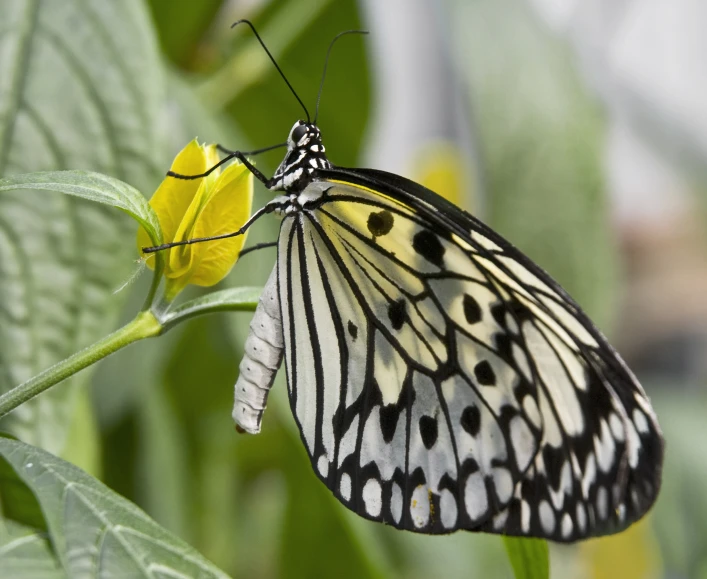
[291,123,308,145]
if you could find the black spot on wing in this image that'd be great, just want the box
[367,210,394,238]
[388,299,406,330]
[542,445,565,489]
[460,405,481,437]
[380,404,401,443]
[463,294,482,324]
[474,360,496,385]
[413,230,445,267]
[491,298,532,327]
[348,320,358,341]
[419,415,438,449]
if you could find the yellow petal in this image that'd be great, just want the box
[197,144,222,210]
[137,139,209,268]
[167,178,209,279]
[187,162,253,287]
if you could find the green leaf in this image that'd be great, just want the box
[0,171,162,248]
[161,286,262,329]
[0,0,167,455]
[503,537,549,579]
[0,436,45,531]
[146,0,223,68]
[0,518,64,579]
[0,441,63,577]
[0,437,230,578]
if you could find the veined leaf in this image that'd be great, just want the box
[0,171,162,248]
[0,518,64,579]
[0,437,230,578]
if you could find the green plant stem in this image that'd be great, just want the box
[0,312,162,419]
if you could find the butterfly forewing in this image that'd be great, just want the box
[277,175,662,541]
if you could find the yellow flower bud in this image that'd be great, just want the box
[137,140,253,300]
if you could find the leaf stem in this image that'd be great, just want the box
[0,312,162,419]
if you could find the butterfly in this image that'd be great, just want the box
[151,21,664,542]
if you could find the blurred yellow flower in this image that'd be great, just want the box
[137,139,253,300]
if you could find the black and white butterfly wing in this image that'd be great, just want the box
[277,169,663,541]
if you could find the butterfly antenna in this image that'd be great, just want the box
[232,19,310,122]
[314,30,369,125]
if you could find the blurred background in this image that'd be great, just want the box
[0,0,705,577]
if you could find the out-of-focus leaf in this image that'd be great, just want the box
[503,537,549,579]
[0,518,64,579]
[649,391,707,576]
[0,0,167,455]
[450,0,616,330]
[146,0,223,68]
[58,388,100,478]
[227,0,370,168]
[0,437,230,578]
[135,378,190,539]
[199,0,334,110]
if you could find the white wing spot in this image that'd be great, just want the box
[617,503,626,522]
[411,485,430,528]
[439,489,458,529]
[521,499,531,532]
[582,453,596,497]
[595,420,616,473]
[340,473,352,501]
[464,472,488,521]
[493,467,514,504]
[561,513,573,539]
[576,503,587,533]
[493,510,509,530]
[633,408,650,434]
[363,478,382,517]
[510,416,535,472]
[609,412,625,441]
[539,500,556,534]
[317,455,329,478]
[390,482,403,523]
[596,486,609,520]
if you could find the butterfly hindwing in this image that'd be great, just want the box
[277,173,663,541]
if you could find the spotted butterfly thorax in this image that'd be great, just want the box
[230,119,664,542]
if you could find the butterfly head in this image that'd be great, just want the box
[272,121,332,192]
[288,120,320,149]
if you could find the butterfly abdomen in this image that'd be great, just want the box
[233,267,284,434]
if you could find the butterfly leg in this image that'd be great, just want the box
[167,145,285,188]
